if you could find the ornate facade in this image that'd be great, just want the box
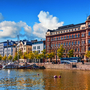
[46,16,90,61]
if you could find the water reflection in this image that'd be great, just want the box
[0,69,90,90]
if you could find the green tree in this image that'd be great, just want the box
[68,49,74,57]
[47,52,55,62]
[28,51,34,60]
[41,49,47,59]
[13,53,18,61]
[0,54,2,60]
[57,45,65,59]
[8,54,13,61]
[18,49,23,59]
[21,52,28,59]
[2,55,7,61]
[86,51,90,61]
[33,51,39,59]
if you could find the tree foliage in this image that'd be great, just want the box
[2,55,7,61]
[8,54,12,60]
[21,52,28,59]
[41,49,47,59]
[57,45,64,59]
[47,52,55,62]
[33,51,39,59]
[0,54,2,60]
[68,49,74,57]
[18,49,23,59]
[86,51,90,60]
[13,52,18,61]
[28,51,34,60]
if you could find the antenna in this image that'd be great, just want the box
[17,35,19,64]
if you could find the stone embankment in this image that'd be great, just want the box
[43,62,90,71]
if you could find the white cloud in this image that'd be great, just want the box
[0,13,4,22]
[0,21,32,38]
[33,11,64,38]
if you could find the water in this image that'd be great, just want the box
[0,69,90,90]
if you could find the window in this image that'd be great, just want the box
[75,48,77,52]
[47,38,49,41]
[75,34,77,38]
[61,37,63,40]
[88,39,90,44]
[82,33,85,37]
[75,41,77,45]
[78,34,80,38]
[69,35,71,39]
[78,41,80,45]
[54,38,55,41]
[66,36,68,39]
[88,47,90,51]
[56,37,57,41]
[37,50,40,53]
[54,44,55,47]
[66,42,68,46]
[72,35,74,38]
[64,36,65,39]
[69,42,71,45]
[51,38,53,41]
[58,43,60,47]
[88,25,90,27]
[37,46,40,49]
[88,31,90,36]
[72,42,73,45]
[64,43,65,46]
[33,46,36,49]
[78,48,79,52]
[58,37,60,40]
[56,44,57,47]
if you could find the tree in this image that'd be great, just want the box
[41,49,47,59]
[57,45,65,59]
[2,55,7,61]
[33,51,39,59]
[21,52,28,59]
[8,54,13,61]
[17,49,23,59]
[0,54,2,60]
[86,51,90,61]
[28,51,34,60]
[47,52,55,62]
[13,53,18,61]
[68,49,74,57]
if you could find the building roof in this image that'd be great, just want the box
[47,22,86,32]
[86,15,90,21]
[32,41,45,45]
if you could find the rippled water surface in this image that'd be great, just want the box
[0,69,90,90]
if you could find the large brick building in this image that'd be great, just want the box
[46,15,90,61]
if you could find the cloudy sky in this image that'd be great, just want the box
[0,0,90,42]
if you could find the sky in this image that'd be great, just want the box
[0,0,90,42]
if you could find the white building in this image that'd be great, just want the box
[0,40,17,57]
[32,41,45,53]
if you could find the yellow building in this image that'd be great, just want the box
[17,40,32,54]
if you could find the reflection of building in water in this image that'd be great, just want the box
[15,70,45,90]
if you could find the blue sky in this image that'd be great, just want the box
[0,0,90,42]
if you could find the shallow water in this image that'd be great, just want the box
[0,69,90,90]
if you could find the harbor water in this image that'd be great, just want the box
[0,69,90,90]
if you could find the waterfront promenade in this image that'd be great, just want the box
[19,62,90,71]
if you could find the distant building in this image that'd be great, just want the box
[0,40,17,57]
[17,40,32,54]
[32,41,45,53]
[46,15,90,61]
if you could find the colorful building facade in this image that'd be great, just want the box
[46,15,90,61]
